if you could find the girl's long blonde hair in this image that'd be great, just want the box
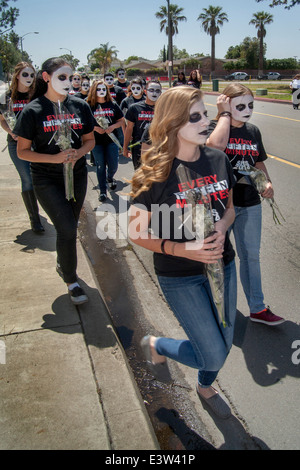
[10,61,36,102]
[130,86,203,198]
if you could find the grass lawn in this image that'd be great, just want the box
[201,81,292,101]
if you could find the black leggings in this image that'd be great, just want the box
[32,163,87,283]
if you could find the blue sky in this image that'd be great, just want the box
[14,0,299,69]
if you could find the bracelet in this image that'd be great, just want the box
[161,239,168,255]
[219,111,232,117]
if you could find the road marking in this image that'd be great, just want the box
[254,112,300,122]
[267,154,300,169]
[205,102,300,122]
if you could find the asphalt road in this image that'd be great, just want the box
[85,95,300,450]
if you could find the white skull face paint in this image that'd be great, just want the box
[97,84,107,98]
[230,95,254,123]
[131,84,142,97]
[51,66,73,96]
[18,67,35,88]
[146,84,162,102]
[81,80,90,92]
[104,75,114,87]
[117,71,125,80]
[178,100,210,147]
[72,75,81,87]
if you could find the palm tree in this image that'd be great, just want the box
[197,5,228,74]
[87,42,118,73]
[155,4,187,72]
[249,11,273,75]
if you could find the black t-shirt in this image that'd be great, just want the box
[132,146,235,277]
[187,79,201,88]
[90,100,123,146]
[208,121,268,207]
[126,101,155,144]
[13,94,95,173]
[0,91,29,143]
[172,79,187,87]
[74,92,88,100]
[114,79,130,93]
[120,95,145,117]
[108,85,126,105]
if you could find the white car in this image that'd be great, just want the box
[260,72,282,80]
[225,72,249,81]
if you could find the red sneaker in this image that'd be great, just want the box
[250,308,285,326]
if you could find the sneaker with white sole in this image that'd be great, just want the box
[69,286,88,305]
[250,308,285,326]
[108,178,117,190]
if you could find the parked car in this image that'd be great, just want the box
[258,72,282,80]
[224,72,249,81]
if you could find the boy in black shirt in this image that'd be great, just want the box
[114,67,130,94]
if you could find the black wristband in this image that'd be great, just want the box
[219,111,232,117]
[161,239,168,255]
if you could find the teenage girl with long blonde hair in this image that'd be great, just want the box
[129,86,237,419]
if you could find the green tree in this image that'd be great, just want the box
[155,3,187,71]
[125,55,139,65]
[226,37,263,69]
[87,42,118,74]
[197,5,228,73]
[249,11,273,74]
[0,0,19,34]
[59,53,80,70]
[256,0,300,8]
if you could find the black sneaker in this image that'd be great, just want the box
[69,286,88,305]
[108,178,117,190]
[99,193,107,202]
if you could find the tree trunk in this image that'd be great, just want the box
[258,31,264,76]
[211,34,216,74]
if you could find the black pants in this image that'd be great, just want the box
[131,144,141,170]
[32,161,87,283]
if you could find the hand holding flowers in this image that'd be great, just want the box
[53,100,75,201]
[238,164,285,225]
[176,164,227,327]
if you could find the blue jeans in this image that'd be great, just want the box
[92,142,119,194]
[156,260,237,387]
[231,204,264,313]
[8,141,33,191]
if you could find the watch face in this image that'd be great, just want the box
[51,66,73,95]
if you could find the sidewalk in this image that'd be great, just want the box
[0,130,159,450]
